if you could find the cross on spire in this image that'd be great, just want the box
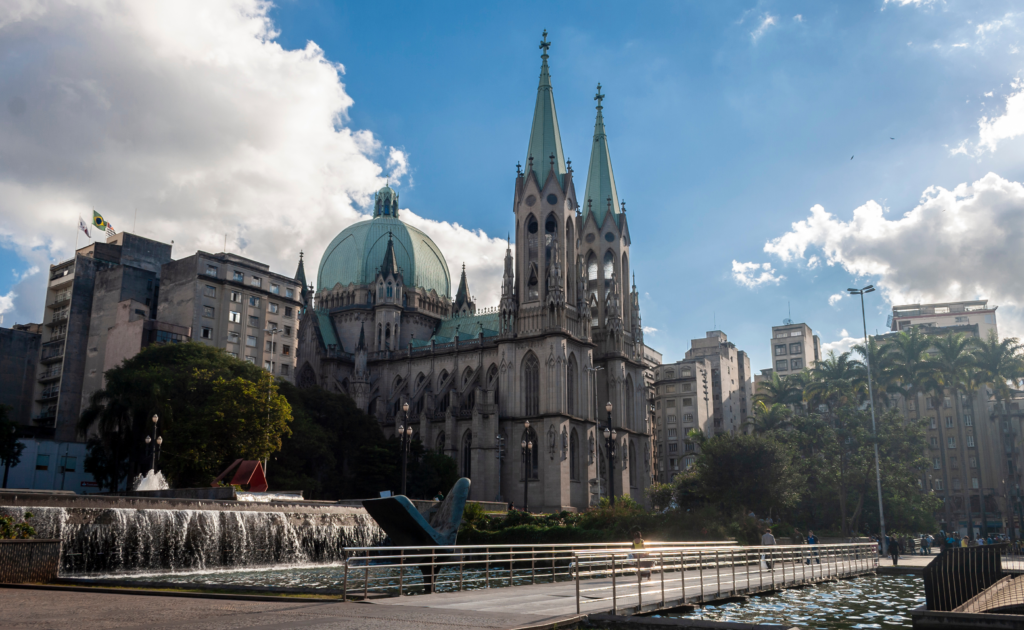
[594,83,605,108]
[539,30,550,56]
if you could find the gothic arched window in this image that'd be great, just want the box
[526,215,539,300]
[527,264,539,301]
[544,214,558,268]
[522,425,539,480]
[461,430,472,478]
[387,282,393,298]
[523,353,540,416]
[628,441,637,488]
[570,428,580,481]
[567,356,577,417]
[436,431,445,453]
[603,250,615,298]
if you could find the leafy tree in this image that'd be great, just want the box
[853,337,899,410]
[694,432,804,518]
[79,343,293,488]
[754,371,804,407]
[0,405,25,489]
[745,401,793,434]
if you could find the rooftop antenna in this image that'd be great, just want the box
[783,301,793,326]
[223,234,228,253]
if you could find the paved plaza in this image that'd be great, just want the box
[0,587,577,630]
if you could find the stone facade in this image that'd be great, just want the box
[297,35,655,511]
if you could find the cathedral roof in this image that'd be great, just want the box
[317,214,451,298]
[525,30,566,189]
[583,83,620,228]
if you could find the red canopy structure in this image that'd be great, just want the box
[211,459,268,492]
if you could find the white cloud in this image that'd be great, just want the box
[793,15,803,23]
[947,139,970,156]
[977,14,1015,38]
[751,14,778,42]
[978,79,1024,153]
[731,260,784,288]
[821,332,861,356]
[828,293,845,306]
[763,172,1024,338]
[0,290,15,317]
[883,0,936,7]
[952,43,969,49]
[0,1,502,324]
[643,326,658,335]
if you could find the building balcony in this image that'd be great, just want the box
[37,387,59,402]
[46,311,69,326]
[40,342,65,363]
[49,291,72,309]
[38,368,61,382]
[32,411,56,425]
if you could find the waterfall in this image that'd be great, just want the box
[0,505,384,575]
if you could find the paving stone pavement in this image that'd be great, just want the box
[0,587,574,630]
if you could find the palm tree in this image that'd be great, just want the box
[932,332,978,537]
[745,401,793,434]
[804,351,863,536]
[890,327,934,418]
[920,369,955,528]
[853,337,899,410]
[972,332,1024,540]
[754,371,803,407]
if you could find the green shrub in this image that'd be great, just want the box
[0,511,35,540]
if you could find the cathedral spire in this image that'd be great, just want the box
[454,262,475,315]
[295,250,311,311]
[525,30,566,188]
[583,83,620,227]
[380,231,399,277]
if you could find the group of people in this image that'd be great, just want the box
[758,528,821,569]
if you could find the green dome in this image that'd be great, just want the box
[317,215,452,298]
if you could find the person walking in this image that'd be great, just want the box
[762,528,777,570]
[806,530,820,565]
[889,535,900,566]
[633,531,651,580]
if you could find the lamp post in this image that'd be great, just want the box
[522,420,532,513]
[495,432,505,502]
[398,402,412,496]
[263,327,279,471]
[848,284,887,554]
[604,401,617,506]
[147,414,159,472]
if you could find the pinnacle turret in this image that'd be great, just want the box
[525,30,567,188]
[583,83,620,227]
[380,232,399,278]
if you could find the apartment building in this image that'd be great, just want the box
[0,324,41,425]
[158,252,303,381]
[881,299,1008,537]
[641,344,663,482]
[769,321,820,376]
[651,357,713,479]
[684,330,753,434]
[31,233,172,443]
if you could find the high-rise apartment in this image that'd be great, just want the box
[882,299,1008,537]
[158,252,304,381]
[769,322,820,375]
[651,357,713,479]
[684,330,752,434]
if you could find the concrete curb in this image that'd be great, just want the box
[0,581,344,603]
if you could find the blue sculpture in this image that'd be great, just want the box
[361,478,471,592]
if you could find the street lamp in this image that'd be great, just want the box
[604,401,617,506]
[495,432,505,502]
[398,402,412,496]
[148,414,159,472]
[522,420,532,513]
[849,284,887,554]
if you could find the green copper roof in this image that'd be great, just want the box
[583,84,620,228]
[315,309,341,350]
[526,31,566,188]
[435,313,501,340]
[317,214,451,298]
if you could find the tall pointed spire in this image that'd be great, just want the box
[295,250,311,311]
[583,83,620,227]
[381,232,399,277]
[454,262,474,314]
[526,30,567,188]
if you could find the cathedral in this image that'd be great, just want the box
[296,33,651,511]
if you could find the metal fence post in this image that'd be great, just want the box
[612,554,618,613]
[459,548,465,591]
[660,552,665,607]
[485,546,490,589]
[342,556,348,602]
[715,550,720,599]
[637,550,643,612]
[398,549,404,597]
[531,546,536,585]
[575,552,581,615]
[699,550,704,602]
[731,549,736,595]
[363,549,369,600]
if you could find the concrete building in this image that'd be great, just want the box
[651,358,713,479]
[890,300,997,338]
[684,331,752,435]
[0,324,41,425]
[157,251,304,381]
[30,233,172,443]
[641,344,662,481]
[769,321,821,376]
[881,299,1008,537]
[297,36,655,511]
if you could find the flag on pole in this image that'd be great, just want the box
[93,210,115,236]
[78,216,91,238]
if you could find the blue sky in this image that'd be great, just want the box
[3,0,1024,373]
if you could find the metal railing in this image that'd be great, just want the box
[573,543,878,615]
[340,541,736,601]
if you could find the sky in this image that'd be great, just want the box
[2,0,1024,374]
